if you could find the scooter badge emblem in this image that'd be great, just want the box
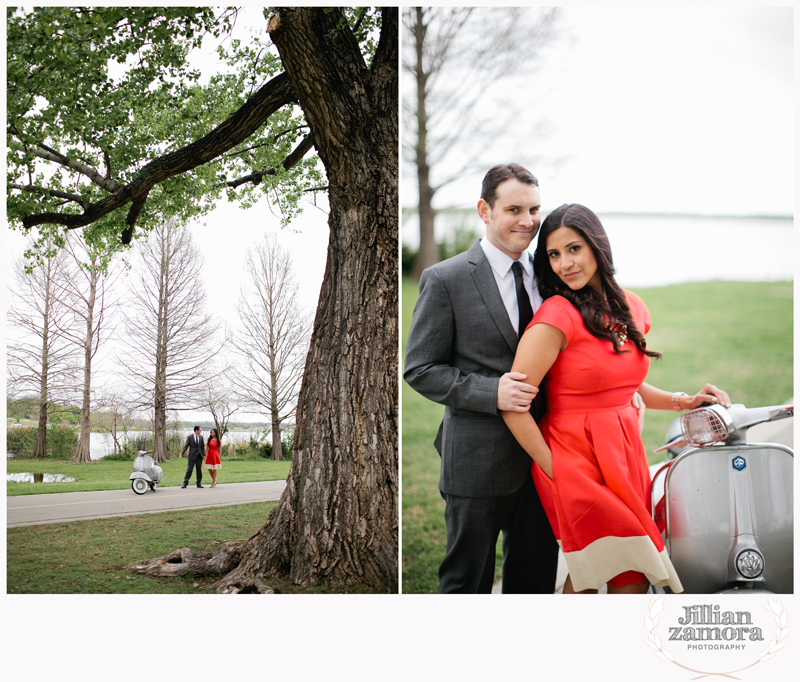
[732,456,746,471]
[736,549,764,578]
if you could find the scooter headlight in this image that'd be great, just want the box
[680,404,733,447]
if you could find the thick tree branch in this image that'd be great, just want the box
[228,125,308,157]
[372,6,399,81]
[21,71,297,233]
[223,133,315,189]
[11,183,87,208]
[9,140,124,194]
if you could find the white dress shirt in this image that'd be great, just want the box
[480,238,542,336]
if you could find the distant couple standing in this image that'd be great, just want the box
[404,163,728,594]
[180,426,222,489]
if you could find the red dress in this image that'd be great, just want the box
[205,439,221,470]
[529,291,683,592]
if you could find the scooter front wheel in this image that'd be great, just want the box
[132,478,149,495]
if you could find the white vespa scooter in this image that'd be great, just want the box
[650,403,793,594]
[129,450,163,494]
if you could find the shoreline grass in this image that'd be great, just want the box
[401,279,793,594]
[6,456,291,497]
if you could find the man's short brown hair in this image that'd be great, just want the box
[480,164,539,208]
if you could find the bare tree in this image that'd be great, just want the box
[7,242,80,457]
[92,384,137,455]
[119,217,220,462]
[199,378,239,443]
[403,7,561,278]
[51,235,120,462]
[229,232,311,461]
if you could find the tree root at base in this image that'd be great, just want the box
[129,541,243,578]
[128,541,276,593]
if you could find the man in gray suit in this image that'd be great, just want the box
[404,163,559,593]
[180,425,205,489]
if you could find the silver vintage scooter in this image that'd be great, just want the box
[129,450,163,494]
[650,403,793,594]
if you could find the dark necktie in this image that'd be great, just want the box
[511,260,533,338]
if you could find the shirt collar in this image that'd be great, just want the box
[480,238,533,278]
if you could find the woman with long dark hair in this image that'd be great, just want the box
[205,428,222,488]
[503,204,729,594]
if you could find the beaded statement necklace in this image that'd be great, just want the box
[598,290,628,347]
[606,320,628,346]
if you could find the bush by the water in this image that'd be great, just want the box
[6,423,77,458]
[221,429,294,460]
[6,425,36,455]
[102,449,136,461]
[101,431,185,461]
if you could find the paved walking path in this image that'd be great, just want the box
[7,480,287,528]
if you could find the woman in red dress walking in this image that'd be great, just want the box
[503,204,729,594]
[205,428,222,488]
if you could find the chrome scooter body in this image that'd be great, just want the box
[130,450,163,495]
[651,404,793,593]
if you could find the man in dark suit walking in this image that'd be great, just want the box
[180,425,205,489]
[404,163,559,593]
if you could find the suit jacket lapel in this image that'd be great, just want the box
[467,241,518,352]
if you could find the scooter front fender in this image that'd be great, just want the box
[129,472,152,483]
[663,443,793,594]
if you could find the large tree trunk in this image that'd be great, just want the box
[33,267,51,459]
[270,417,283,461]
[74,268,97,463]
[410,7,440,280]
[412,166,438,279]
[213,8,399,592]
[269,346,283,460]
[34,400,48,458]
[151,247,169,463]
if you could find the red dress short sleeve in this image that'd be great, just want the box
[527,291,682,592]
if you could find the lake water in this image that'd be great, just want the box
[595,214,793,288]
[88,429,260,461]
[403,212,793,288]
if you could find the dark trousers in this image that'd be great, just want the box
[438,473,558,593]
[183,452,203,486]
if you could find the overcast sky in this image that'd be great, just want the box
[405,5,794,218]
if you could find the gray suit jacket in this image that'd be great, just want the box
[181,434,205,459]
[404,240,545,498]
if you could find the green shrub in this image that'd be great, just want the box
[101,449,136,462]
[6,423,77,457]
[402,244,417,277]
[123,432,153,456]
[6,426,37,455]
[282,428,295,460]
[166,432,183,457]
[109,431,184,460]
[47,423,78,458]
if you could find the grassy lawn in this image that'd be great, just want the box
[6,458,383,594]
[6,456,291,497]
[401,278,793,593]
[7,502,279,594]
